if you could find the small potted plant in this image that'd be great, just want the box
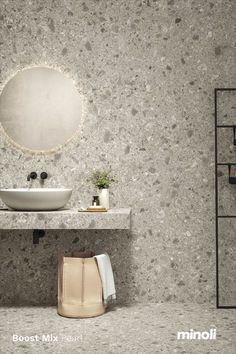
[88,170,116,209]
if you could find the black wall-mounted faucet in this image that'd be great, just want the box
[27,171,48,182]
[27,172,37,181]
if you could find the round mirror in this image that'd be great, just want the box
[0,67,83,152]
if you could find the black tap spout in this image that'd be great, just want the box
[27,172,37,181]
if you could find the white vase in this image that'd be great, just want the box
[99,188,109,209]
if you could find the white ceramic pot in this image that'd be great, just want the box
[99,188,109,209]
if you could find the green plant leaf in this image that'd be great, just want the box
[88,169,116,189]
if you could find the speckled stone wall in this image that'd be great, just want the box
[0,0,235,305]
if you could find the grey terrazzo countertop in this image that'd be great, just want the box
[0,208,131,230]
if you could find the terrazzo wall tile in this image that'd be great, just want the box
[218,166,236,216]
[0,0,235,305]
[218,91,236,125]
[218,219,236,307]
[0,229,132,305]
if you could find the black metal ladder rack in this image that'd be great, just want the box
[215,87,236,309]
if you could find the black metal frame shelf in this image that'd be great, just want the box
[215,87,236,309]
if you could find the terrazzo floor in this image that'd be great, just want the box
[0,303,235,354]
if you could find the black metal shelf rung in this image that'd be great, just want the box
[217,163,236,165]
[217,125,236,128]
[215,88,236,91]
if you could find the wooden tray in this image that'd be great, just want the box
[79,208,108,212]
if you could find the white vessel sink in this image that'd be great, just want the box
[0,188,72,211]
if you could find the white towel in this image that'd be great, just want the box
[94,252,116,305]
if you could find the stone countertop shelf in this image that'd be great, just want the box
[0,208,131,230]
